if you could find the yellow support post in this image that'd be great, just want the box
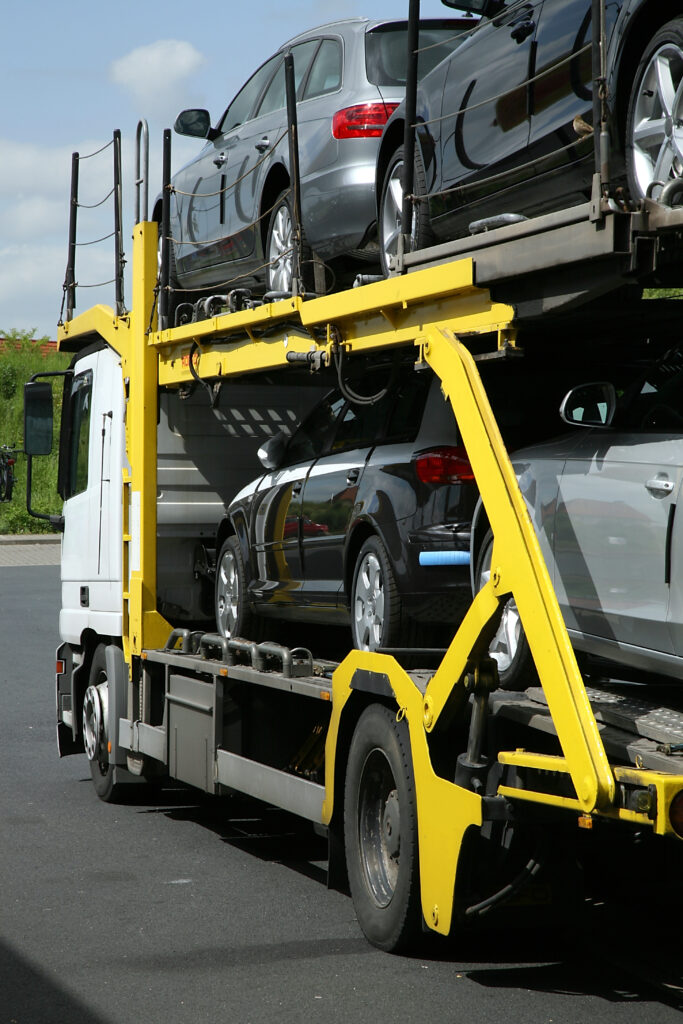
[120,222,172,659]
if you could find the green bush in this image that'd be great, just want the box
[0,363,18,399]
[0,328,69,534]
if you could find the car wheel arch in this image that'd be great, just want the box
[376,120,405,220]
[216,516,251,575]
[343,520,390,606]
[259,164,291,254]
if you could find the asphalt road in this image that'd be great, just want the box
[2,562,683,1023]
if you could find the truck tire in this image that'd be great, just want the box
[344,704,421,952]
[475,530,536,690]
[83,645,125,802]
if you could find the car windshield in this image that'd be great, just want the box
[614,346,683,432]
[365,21,471,86]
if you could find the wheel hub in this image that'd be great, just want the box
[382,790,401,859]
[83,683,109,761]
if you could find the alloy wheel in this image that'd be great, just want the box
[630,42,683,197]
[354,551,385,650]
[216,546,239,636]
[267,202,293,292]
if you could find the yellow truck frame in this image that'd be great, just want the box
[55,217,683,950]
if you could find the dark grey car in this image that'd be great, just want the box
[160,17,469,317]
[472,349,683,687]
[377,0,683,273]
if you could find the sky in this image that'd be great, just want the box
[2,0,457,340]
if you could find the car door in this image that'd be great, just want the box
[299,389,396,610]
[528,0,623,150]
[553,430,683,657]
[172,54,281,286]
[248,391,347,608]
[436,0,544,225]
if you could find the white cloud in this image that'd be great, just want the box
[2,197,69,243]
[110,40,206,121]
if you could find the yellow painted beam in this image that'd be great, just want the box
[324,650,482,938]
[422,326,615,812]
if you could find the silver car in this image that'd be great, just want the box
[159,17,469,315]
[472,350,683,687]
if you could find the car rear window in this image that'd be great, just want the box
[365,21,470,87]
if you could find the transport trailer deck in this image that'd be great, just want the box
[124,630,683,825]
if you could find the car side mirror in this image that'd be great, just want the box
[257,431,288,470]
[173,109,219,141]
[560,382,617,428]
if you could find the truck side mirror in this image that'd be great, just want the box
[24,381,54,455]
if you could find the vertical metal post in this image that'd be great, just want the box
[113,130,125,316]
[591,0,609,189]
[159,129,171,329]
[65,152,79,322]
[285,53,303,296]
[401,0,420,248]
[135,119,149,225]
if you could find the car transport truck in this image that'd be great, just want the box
[21,2,683,952]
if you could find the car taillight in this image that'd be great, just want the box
[415,446,474,484]
[332,102,399,139]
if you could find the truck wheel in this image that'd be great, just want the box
[379,144,434,277]
[625,18,683,201]
[83,645,123,802]
[351,537,402,652]
[475,530,535,690]
[215,536,259,639]
[344,704,421,951]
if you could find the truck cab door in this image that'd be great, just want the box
[60,347,124,644]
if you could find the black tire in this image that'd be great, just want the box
[350,536,403,652]
[474,530,536,691]
[379,144,434,277]
[0,460,10,502]
[625,18,683,202]
[83,645,125,802]
[215,536,260,639]
[344,704,421,952]
[265,189,313,294]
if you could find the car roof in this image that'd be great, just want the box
[279,17,468,49]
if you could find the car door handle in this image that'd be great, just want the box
[213,152,227,167]
[645,477,674,495]
[292,481,303,497]
[255,137,270,153]
[346,468,360,485]
[510,19,535,43]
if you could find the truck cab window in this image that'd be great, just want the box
[65,371,92,499]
